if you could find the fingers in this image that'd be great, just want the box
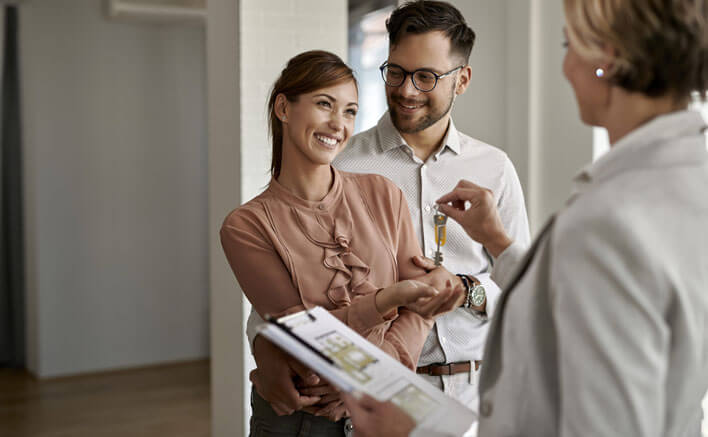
[436,187,468,205]
[429,285,465,317]
[271,401,295,416]
[289,358,320,386]
[412,255,437,271]
[436,202,465,222]
[327,403,348,422]
[316,392,341,405]
[342,392,373,418]
[298,383,335,397]
[312,397,343,417]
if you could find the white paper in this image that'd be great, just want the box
[256,306,475,435]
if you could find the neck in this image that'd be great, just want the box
[400,115,451,161]
[602,90,687,145]
[276,142,333,202]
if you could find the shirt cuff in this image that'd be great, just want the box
[246,307,265,354]
[347,291,397,334]
[470,272,502,320]
[491,240,527,290]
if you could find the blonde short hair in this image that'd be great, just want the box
[564,0,708,100]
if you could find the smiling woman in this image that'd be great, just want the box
[219,50,462,437]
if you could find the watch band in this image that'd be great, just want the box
[455,274,471,308]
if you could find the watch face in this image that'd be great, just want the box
[471,285,486,307]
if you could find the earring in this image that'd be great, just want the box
[595,67,605,78]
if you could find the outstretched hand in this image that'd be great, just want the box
[408,256,466,317]
[342,392,415,437]
[436,180,513,258]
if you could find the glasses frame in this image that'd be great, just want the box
[379,62,464,92]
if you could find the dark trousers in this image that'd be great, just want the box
[250,388,346,437]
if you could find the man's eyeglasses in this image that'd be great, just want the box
[379,62,464,92]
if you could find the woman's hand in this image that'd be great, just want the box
[404,277,464,318]
[437,180,513,258]
[342,392,415,437]
[374,279,439,315]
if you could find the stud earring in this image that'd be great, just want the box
[595,67,605,78]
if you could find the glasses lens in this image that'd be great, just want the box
[412,70,437,92]
[383,65,405,86]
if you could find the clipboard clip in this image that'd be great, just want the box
[264,312,337,367]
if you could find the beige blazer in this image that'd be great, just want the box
[478,111,708,437]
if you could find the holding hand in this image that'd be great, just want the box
[436,180,513,258]
[374,279,461,319]
[251,336,322,415]
[300,381,348,422]
[342,392,415,437]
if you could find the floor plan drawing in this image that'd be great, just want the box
[316,331,378,383]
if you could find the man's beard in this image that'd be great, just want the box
[388,84,455,134]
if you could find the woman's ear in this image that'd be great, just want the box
[274,94,289,123]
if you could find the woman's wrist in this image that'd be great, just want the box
[374,287,396,314]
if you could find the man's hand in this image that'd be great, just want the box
[342,392,415,437]
[411,256,466,308]
[374,279,439,314]
[436,180,513,258]
[251,335,322,415]
[300,381,348,422]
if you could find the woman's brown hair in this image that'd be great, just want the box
[267,50,357,179]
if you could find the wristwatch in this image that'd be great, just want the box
[456,274,486,309]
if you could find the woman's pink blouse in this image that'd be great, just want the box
[220,168,433,369]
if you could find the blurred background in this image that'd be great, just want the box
[0,0,706,436]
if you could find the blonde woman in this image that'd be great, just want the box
[344,0,708,436]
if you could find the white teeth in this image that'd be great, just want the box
[316,135,338,146]
[402,104,418,109]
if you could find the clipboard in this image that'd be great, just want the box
[256,306,476,433]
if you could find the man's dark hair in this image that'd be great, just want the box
[386,1,476,63]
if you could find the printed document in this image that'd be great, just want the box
[256,306,476,435]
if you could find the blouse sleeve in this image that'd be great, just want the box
[221,207,393,336]
[368,184,433,369]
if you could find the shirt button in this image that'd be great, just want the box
[423,205,431,213]
[345,423,354,431]
[480,400,493,417]
[317,204,326,210]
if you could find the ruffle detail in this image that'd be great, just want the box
[292,197,378,307]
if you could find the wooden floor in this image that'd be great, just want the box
[0,360,210,437]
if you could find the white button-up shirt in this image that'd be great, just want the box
[334,112,530,367]
[245,112,530,415]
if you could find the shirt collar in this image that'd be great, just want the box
[375,111,462,157]
[572,110,707,195]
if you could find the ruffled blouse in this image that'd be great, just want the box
[220,168,432,369]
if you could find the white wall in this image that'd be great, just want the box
[449,0,507,149]
[207,1,348,435]
[21,0,209,378]
[450,0,592,232]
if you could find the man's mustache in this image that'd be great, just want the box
[391,96,427,106]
